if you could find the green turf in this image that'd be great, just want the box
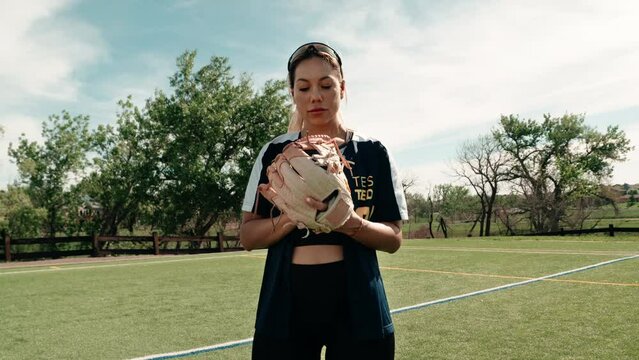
[0,253,264,359]
[393,281,639,359]
[1,237,637,359]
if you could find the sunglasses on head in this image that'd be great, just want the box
[287,42,342,72]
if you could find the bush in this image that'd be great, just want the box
[7,206,46,238]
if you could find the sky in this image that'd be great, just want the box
[1,0,638,195]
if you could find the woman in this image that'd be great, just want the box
[240,42,408,359]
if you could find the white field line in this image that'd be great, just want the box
[390,254,639,314]
[0,251,266,276]
[127,254,639,360]
[380,266,639,287]
[400,246,638,256]
[0,255,159,269]
[130,338,255,360]
[499,238,639,244]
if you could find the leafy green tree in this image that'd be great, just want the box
[78,51,289,236]
[404,191,432,238]
[139,51,289,235]
[405,192,430,222]
[432,184,476,221]
[8,111,92,237]
[494,113,631,232]
[0,186,46,238]
[80,97,156,235]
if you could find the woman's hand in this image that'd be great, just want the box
[243,196,402,253]
[308,196,402,253]
[240,212,297,251]
[335,213,402,253]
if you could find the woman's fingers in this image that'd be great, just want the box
[305,197,328,211]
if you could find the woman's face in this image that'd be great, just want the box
[292,57,345,129]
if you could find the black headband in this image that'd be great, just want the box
[287,42,342,72]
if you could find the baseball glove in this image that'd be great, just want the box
[258,134,354,233]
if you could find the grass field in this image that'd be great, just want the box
[1,235,638,359]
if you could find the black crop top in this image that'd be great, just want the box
[291,230,350,247]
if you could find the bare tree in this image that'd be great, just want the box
[401,173,417,194]
[400,172,418,238]
[426,193,435,238]
[453,135,509,236]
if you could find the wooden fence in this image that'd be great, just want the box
[1,231,241,262]
[526,224,639,237]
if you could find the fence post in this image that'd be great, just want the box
[152,232,160,255]
[92,233,99,257]
[608,224,615,237]
[217,232,224,252]
[3,230,10,262]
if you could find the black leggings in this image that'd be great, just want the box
[252,261,395,360]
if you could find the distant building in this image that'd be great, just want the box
[78,196,103,219]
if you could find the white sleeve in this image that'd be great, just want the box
[241,144,269,212]
[387,149,409,221]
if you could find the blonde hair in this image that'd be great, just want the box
[288,108,303,133]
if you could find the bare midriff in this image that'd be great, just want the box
[292,245,344,264]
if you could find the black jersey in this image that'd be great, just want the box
[242,131,408,340]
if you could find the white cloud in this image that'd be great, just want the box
[0,0,106,103]
[310,0,639,151]
[396,160,460,197]
[0,1,107,189]
[610,123,639,185]
[2,0,637,191]
[0,115,44,186]
[89,52,175,124]
[397,122,638,194]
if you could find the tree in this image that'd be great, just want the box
[9,111,92,238]
[628,190,638,208]
[432,183,475,221]
[404,191,432,237]
[429,183,478,237]
[492,194,527,235]
[405,192,430,222]
[494,114,631,232]
[141,51,289,235]
[80,97,157,235]
[401,172,417,194]
[401,173,421,237]
[0,186,46,238]
[426,194,435,238]
[454,135,509,236]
